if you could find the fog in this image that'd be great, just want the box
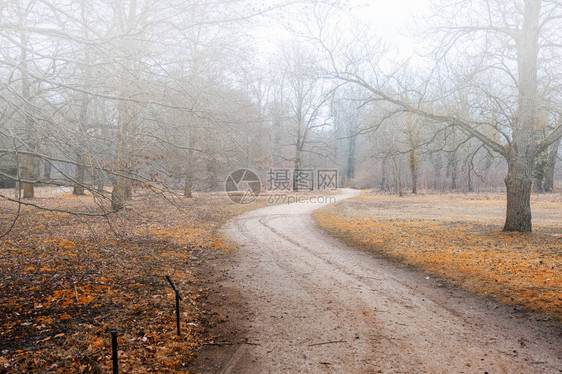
[0,0,560,232]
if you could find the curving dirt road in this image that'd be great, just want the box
[194,189,561,373]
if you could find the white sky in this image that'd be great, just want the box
[349,0,433,56]
[251,0,434,62]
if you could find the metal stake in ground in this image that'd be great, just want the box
[165,275,183,336]
[175,290,181,336]
[111,330,118,374]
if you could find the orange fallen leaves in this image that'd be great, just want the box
[314,194,562,321]
[35,316,54,324]
[0,191,272,373]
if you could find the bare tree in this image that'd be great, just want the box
[274,42,332,186]
[330,85,368,187]
[318,0,562,232]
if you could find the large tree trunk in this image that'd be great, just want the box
[502,0,540,233]
[503,151,534,232]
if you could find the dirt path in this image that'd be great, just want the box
[192,189,561,373]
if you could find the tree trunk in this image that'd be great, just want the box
[111,178,127,211]
[184,136,196,198]
[467,163,474,193]
[184,154,194,198]
[95,168,105,193]
[380,158,387,191]
[432,153,442,190]
[346,136,356,182]
[532,149,548,193]
[467,148,477,193]
[112,99,132,210]
[448,151,457,190]
[293,145,302,191]
[503,152,533,232]
[14,181,21,198]
[533,174,544,193]
[543,138,560,192]
[43,158,51,181]
[184,177,193,198]
[206,156,219,191]
[502,0,540,232]
[22,154,35,199]
[73,2,90,197]
[73,162,86,195]
[74,90,90,196]
[20,22,35,199]
[392,156,403,197]
[111,0,138,210]
[409,150,418,194]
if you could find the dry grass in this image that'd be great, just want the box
[314,191,562,322]
[0,189,305,373]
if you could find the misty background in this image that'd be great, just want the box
[0,0,560,228]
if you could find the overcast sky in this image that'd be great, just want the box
[350,0,432,55]
[250,0,434,63]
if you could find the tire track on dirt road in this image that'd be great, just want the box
[199,189,562,373]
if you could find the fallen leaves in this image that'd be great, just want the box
[0,191,265,373]
[314,192,562,321]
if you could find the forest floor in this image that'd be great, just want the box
[2,188,560,373]
[0,188,312,373]
[313,190,562,321]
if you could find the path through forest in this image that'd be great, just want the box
[192,189,561,373]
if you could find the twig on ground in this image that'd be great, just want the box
[308,340,346,347]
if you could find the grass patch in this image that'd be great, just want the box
[313,191,562,322]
